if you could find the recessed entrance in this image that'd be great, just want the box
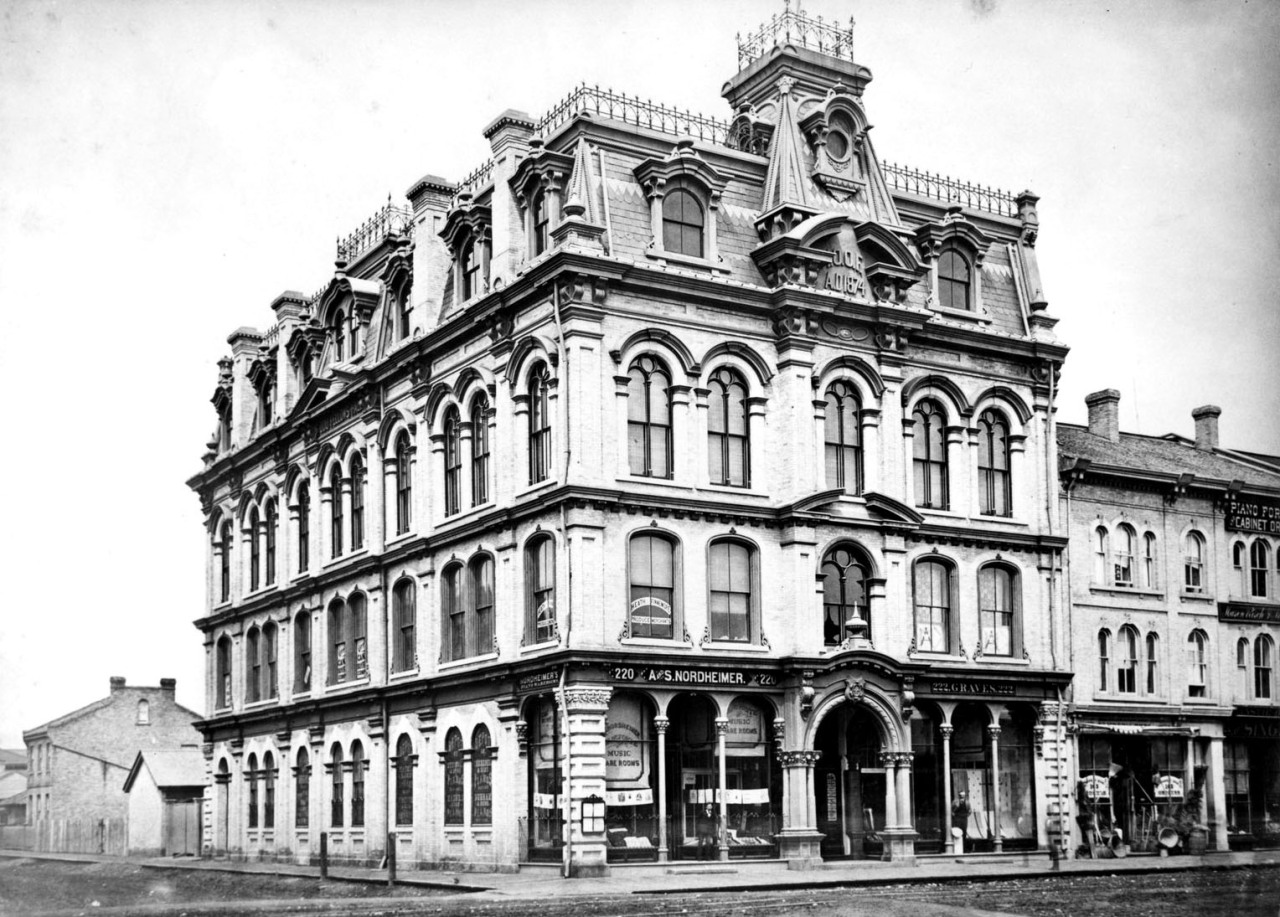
[815,704,887,859]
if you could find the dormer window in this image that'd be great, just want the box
[532,192,550,256]
[334,309,346,362]
[662,182,704,258]
[937,247,972,311]
[825,112,854,162]
[461,244,480,301]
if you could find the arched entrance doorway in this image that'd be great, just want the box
[815,704,888,859]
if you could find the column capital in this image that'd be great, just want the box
[939,724,954,739]
[564,685,611,711]
[714,717,729,737]
[653,715,670,734]
[778,750,820,768]
[878,750,896,769]
[987,724,1002,739]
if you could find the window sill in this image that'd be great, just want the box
[974,655,1032,667]
[918,508,965,520]
[1089,585,1164,599]
[645,248,731,274]
[388,668,420,683]
[520,639,560,655]
[1093,692,1156,702]
[1182,696,1216,706]
[912,651,968,663]
[1228,594,1278,605]
[324,549,368,569]
[616,475,685,489]
[517,479,559,500]
[292,571,313,583]
[243,698,279,712]
[929,304,992,324]
[702,641,771,653]
[386,531,417,549]
[439,653,498,672]
[325,677,371,694]
[703,483,768,498]
[293,690,312,700]
[974,515,1030,527]
[1180,591,1214,603]
[622,637,694,650]
[244,584,279,600]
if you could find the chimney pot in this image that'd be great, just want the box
[1085,389,1121,443]
[1192,405,1221,451]
[160,678,176,693]
[109,676,126,693]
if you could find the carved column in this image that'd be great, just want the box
[879,751,899,830]
[776,750,824,868]
[562,686,611,877]
[654,715,670,861]
[716,717,730,862]
[896,751,914,829]
[940,724,955,853]
[989,725,1003,853]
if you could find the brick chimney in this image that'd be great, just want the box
[160,678,176,695]
[1192,405,1221,451]
[109,676,126,694]
[1085,389,1121,443]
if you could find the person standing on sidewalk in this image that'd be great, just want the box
[952,792,972,854]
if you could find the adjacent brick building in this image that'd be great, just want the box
[189,5,1078,874]
[1060,394,1280,852]
[23,676,202,851]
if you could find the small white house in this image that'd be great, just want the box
[123,749,205,856]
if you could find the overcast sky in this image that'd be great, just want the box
[1,0,1277,748]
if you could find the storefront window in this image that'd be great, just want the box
[1226,737,1280,848]
[527,697,563,857]
[996,710,1036,847]
[911,716,942,849]
[604,693,658,860]
[950,707,993,849]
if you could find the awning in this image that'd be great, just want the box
[1077,722,1198,737]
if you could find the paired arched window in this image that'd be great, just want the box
[350,741,365,828]
[526,536,556,645]
[349,456,365,551]
[296,481,311,573]
[1238,637,1251,697]
[248,507,262,591]
[329,743,344,827]
[1142,533,1157,589]
[937,246,971,311]
[216,635,232,709]
[471,395,491,506]
[472,724,494,826]
[327,595,367,685]
[219,520,233,603]
[259,622,278,701]
[528,363,552,485]
[627,356,673,479]
[247,624,263,701]
[329,465,344,558]
[662,182,704,258]
[443,728,465,825]
[294,611,312,693]
[1094,524,1155,589]
[708,538,757,643]
[294,748,310,828]
[1183,531,1205,593]
[629,533,677,640]
[262,751,275,830]
[1117,625,1140,694]
[824,381,862,494]
[912,399,949,509]
[978,564,1018,657]
[1098,629,1111,692]
[708,367,749,487]
[976,410,1010,517]
[392,579,416,672]
[264,499,277,585]
[913,558,953,653]
[1187,630,1209,698]
[1146,633,1160,694]
[247,753,259,828]
[1256,636,1274,700]
[394,431,413,535]
[443,408,462,516]
[394,734,415,826]
[1093,526,1109,584]
[821,544,869,646]
[443,556,496,662]
[1114,524,1136,586]
[1249,540,1270,597]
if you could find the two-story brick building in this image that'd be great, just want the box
[1059,394,1280,853]
[23,677,202,853]
[188,7,1075,874]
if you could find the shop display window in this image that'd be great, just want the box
[603,693,659,860]
[525,697,564,859]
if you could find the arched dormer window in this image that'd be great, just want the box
[977,409,1011,517]
[333,309,346,362]
[329,465,344,559]
[912,399,949,510]
[349,456,365,551]
[912,557,955,653]
[821,544,870,646]
[662,181,704,258]
[394,431,413,535]
[628,532,679,640]
[824,380,862,494]
[627,356,673,479]
[532,191,550,256]
[443,408,462,516]
[937,247,971,311]
[528,363,552,485]
[248,507,261,592]
[708,367,749,488]
[471,395,491,506]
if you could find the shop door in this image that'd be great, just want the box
[816,764,844,857]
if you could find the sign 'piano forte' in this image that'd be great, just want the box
[1224,495,1280,535]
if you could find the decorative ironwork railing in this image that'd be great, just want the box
[261,323,280,347]
[737,0,855,68]
[337,196,413,264]
[881,162,1017,217]
[536,83,731,145]
[451,159,495,207]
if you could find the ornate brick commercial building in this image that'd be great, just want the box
[1060,394,1280,853]
[189,6,1073,874]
